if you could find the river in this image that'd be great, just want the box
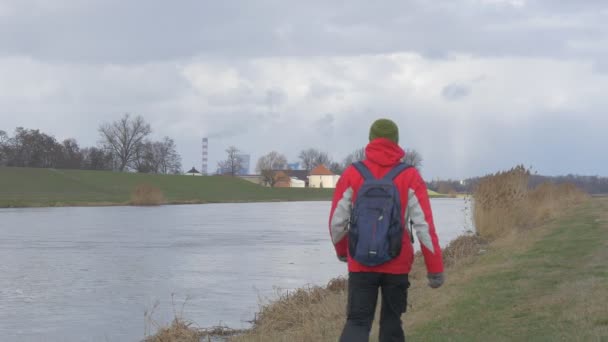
[0,199,471,341]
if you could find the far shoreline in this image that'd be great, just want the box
[0,192,452,209]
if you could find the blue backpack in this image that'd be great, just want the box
[349,162,411,266]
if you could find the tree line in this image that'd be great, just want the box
[427,174,608,195]
[0,114,181,174]
[218,145,423,187]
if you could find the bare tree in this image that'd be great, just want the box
[217,146,243,176]
[132,141,156,173]
[156,137,182,174]
[299,148,332,172]
[82,147,114,170]
[329,161,344,175]
[132,137,182,174]
[5,127,62,168]
[98,113,151,171]
[316,151,331,168]
[342,147,366,169]
[256,151,288,187]
[0,130,8,166]
[403,149,423,169]
[298,148,318,172]
[57,138,83,169]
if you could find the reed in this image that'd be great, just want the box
[130,183,165,206]
[473,165,588,240]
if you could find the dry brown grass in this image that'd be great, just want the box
[441,234,487,267]
[231,235,490,342]
[231,277,348,342]
[473,165,589,240]
[131,183,165,206]
[144,318,204,342]
[145,318,245,342]
[144,296,245,342]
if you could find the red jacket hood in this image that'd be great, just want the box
[365,138,405,167]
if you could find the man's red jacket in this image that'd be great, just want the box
[329,138,444,274]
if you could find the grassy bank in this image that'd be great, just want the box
[151,198,607,341]
[0,167,336,207]
[147,167,603,341]
[408,197,608,341]
[0,167,447,208]
[232,194,601,341]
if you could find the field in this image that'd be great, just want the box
[0,167,446,208]
[0,167,335,207]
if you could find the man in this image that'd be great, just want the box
[329,118,444,342]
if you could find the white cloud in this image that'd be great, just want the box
[1,1,608,177]
[4,51,607,178]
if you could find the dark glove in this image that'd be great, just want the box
[427,273,444,289]
[338,255,347,263]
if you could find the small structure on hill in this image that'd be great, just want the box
[185,167,202,176]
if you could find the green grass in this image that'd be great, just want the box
[409,198,608,342]
[427,189,442,197]
[0,167,447,208]
[0,167,336,207]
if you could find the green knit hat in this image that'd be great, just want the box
[369,118,399,143]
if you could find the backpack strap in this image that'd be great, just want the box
[352,162,375,180]
[383,163,412,181]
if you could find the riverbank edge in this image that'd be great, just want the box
[0,192,449,209]
[145,198,602,341]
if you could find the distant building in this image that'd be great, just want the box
[308,164,340,188]
[287,162,301,170]
[274,169,310,188]
[289,177,306,188]
[185,167,202,176]
[236,154,251,175]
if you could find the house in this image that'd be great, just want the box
[274,169,309,188]
[308,164,340,188]
[185,167,202,176]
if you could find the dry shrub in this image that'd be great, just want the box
[144,318,204,342]
[249,276,347,333]
[325,276,347,292]
[147,321,241,342]
[441,234,487,267]
[225,276,350,342]
[144,295,244,342]
[131,183,165,206]
[473,165,589,240]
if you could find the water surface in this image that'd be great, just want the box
[0,199,470,342]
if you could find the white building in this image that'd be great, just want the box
[290,177,306,188]
[308,164,340,188]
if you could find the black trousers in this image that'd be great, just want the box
[339,272,410,342]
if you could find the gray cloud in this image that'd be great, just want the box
[1,0,608,179]
[441,83,472,101]
[1,0,607,64]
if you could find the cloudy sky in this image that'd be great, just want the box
[1,0,607,179]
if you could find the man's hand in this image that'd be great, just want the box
[338,255,347,263]
[427,273,444,289]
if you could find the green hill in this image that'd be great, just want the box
[0,167,335,207]
[0,167,446,208]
